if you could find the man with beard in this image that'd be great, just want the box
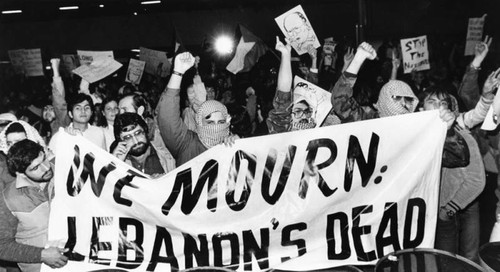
[0,140,68,271]
[111,113,169,176]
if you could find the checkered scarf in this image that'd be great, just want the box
[376,80,418,117]
[196,100,230,148]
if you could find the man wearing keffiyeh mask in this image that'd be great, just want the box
[375,80,419,117]
[157,52,238,167]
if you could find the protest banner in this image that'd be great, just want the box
[72,58,122,83]
[23,48,44,77]
[77,50,114,66]
[44,110,445,272]
[125,59,146,84]
[275,5,321,55]
[139,47,171,77]
[400,35,430,74]
[7,49,26,75]
[464,15,486,56]
[293,76,332,127]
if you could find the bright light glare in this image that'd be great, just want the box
[59,6,79,10]
[214,36,233,55]
[2,10,22,14]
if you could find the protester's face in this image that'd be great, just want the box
[71,100,92,124]
[291,101,313,123]
[118,96,136,114]
[423,94,448,111]
[187,85,196,106]
[103,101,119,123]
[391,95,415,113]
[120,125,149,156]
[298,62,309,76]
[42,105,55,122]
[206,87,216,101]
[6,132,27,149]
[24,151,53,182]
[284,14,309,46]
[202,111,226,126]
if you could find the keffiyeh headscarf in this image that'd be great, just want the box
[195,100,230,148]
[375,80,419,117]
[0,120,47,154]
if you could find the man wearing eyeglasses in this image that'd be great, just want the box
[111,113,169,177]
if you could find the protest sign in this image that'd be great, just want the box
[293,76,332,127]
[77,50,114,66]
[125,59,146,84]
[464,15,486,56]
[139,47,171,77]
[23,48,44,77]
[7,49,26,75]
[44,110,445,271]
[72,58,122,83]
[400,35,430,74]
[275,5,321,55]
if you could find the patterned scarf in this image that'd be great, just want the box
[375,80,418,117]
[196,100,230,148]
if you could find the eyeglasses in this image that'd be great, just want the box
[121,129,145,142]
[291,109,312,118]
[391,95,415,104]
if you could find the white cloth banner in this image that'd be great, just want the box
[400,35,430,74]
[44,111,445,272]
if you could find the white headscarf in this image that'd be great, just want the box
[0,120,47,154]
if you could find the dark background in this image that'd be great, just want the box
[0,0,499,60]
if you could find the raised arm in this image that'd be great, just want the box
[50,59,71,133]
[458,36,492,110]
[156,52,196,159]
[266,37,293,134]
[330,42,377,123]
[459,67,500,129]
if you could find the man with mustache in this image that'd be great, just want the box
[0,140,68,271]
[111,113,169,176]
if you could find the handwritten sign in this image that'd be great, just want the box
[23,49,44,77]
[72,58,122,83]
[125,59,146,85]
[400,35,430,74]
[139,47,171,77]
[7,49,25,75]
[77,50,114,66]
[464,16,486,56]
[275,5,320,55]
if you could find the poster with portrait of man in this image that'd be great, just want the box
[292,76,332,128]
[275,5,321,55]
[125,59,146,85]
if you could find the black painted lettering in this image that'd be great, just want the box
[326,212,350,260]
[352,205,376,261]
[281,223,307,262]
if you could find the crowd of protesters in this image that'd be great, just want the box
[0,27,499,272]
